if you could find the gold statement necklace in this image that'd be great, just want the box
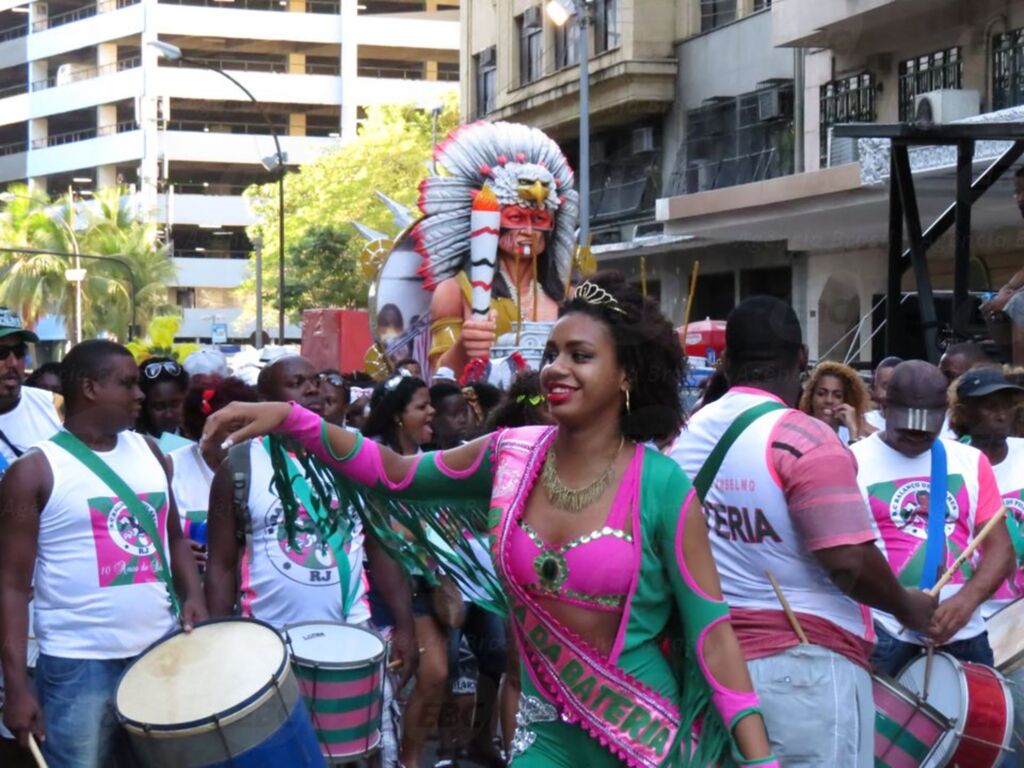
[541,437,625,513]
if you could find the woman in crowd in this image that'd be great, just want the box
[483,371,553,432]
[170,375,259,550]
[319,369,349,427]
[24,362,62,394]
[137,356,192,452]
[205,272,776,767]
[799,360,877,444]
[361,374,447,768]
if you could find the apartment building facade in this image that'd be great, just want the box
[462,0,795,328]
[0,0,458,341]
[658,0,1024,361]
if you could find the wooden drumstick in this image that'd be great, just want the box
[926,508,1009,598]
[922,644,935,701]
[387,659,403,671]
[27,734,47,768]
[766,570,809,644]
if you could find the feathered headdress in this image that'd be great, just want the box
[413,121,579,290]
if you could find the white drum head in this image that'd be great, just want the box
[285,622,385,666]
[898,652,967,722]
[116,620,286,726]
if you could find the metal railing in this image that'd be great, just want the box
[305,62,340,75]
[0,140,27,156]
[26,0,138,33]
[171,182,254,194]
[898,48,962,121]
[31,55,140,92]
[0,23,28,43]
[165,118,288,135]
[357,64,424,80]
[173,249,250,259]
[31,120,135,149]
[158,0,338,12]
[0,81,28,99]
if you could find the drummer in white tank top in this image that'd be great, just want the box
[204,357,416,768]
[945,368,1024,768]
[0,340,206,768]
[0,323,63,753]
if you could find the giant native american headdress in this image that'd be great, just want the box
[412,121,580,290]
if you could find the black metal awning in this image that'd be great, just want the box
[833,122,1024,363]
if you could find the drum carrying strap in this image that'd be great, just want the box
[263,437,356,616]
[920,439,948,591]
[50,430,182,617]
[693,401,787,502]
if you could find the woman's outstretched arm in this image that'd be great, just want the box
[202,401,495,502]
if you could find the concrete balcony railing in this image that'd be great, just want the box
[772,0,929,48]
[162,193,257,227]
[158,65,341,106]
[27,128,144,178]
[154,2,343,45]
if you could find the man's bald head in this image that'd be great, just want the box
[257,355,324,414]
[939,342,988,384]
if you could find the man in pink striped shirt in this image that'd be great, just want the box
[672,296,935,768]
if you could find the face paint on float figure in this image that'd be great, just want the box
[412,123,579,381]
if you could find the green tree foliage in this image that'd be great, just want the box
[0,184,176,340]
[244,95,460,321]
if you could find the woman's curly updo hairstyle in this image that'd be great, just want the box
[560,271,685,442]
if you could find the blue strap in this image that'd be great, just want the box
[0,451,8,476]
[920,439,947,590]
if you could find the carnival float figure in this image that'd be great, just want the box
[360,121,579,383]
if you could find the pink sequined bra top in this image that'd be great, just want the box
[506,444,640,612]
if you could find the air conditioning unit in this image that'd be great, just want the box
[631,126,656,154]
[757,88,782,121]
[828,132,860,167]
[913,89,981,123]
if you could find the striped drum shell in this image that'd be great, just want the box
[873,675,948,768]
[284,622,387,762]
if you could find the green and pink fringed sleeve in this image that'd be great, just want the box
[276,401,496,505]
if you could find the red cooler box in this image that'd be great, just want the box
[301,308,372,374]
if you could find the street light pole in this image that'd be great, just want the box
[149,40,288,342]
[546,0,591,248]
[577,5,590,249]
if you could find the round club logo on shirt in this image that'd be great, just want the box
[888,480,957,539]
[263,506,339,586]
[106,500,159,557]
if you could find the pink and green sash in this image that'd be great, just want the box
[491,427,681,768]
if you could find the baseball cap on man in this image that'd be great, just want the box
[0,308,38,343]
[885,360,947,432]
[956,367,1024,399]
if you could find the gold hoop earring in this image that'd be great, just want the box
[625,389,631,415]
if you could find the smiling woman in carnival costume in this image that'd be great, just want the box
[203,273,777,768]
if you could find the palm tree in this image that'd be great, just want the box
[0,185,177,340]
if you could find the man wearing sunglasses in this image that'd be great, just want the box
[0,310,60,478]
[0,313,61,765]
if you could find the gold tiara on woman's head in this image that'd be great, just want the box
[572,281,627,315]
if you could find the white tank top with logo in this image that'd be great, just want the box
[169,443,214,533]
[0,386,61,473]
[852,434,995,643]
[676,390,873,641]
[240,440,370,629]
[33,431,178,659]
[982,437,1024,618]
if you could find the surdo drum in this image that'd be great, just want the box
[114,618,325,767]
[283,621,388,764]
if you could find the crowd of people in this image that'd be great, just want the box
[0,273,1022,768]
